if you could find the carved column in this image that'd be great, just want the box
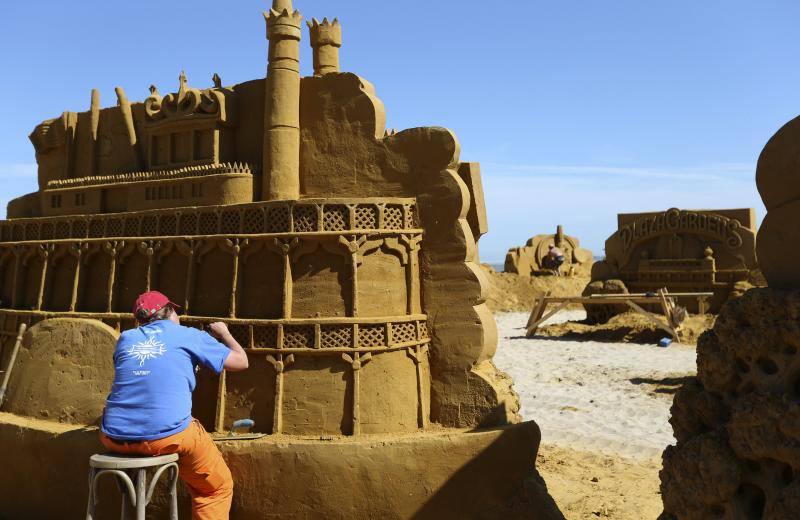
[267,237,300,319]
[138,241,162,292]
[214,370,227,433]
[406,344,430,429]
[176,240,204,314]
[68,243,89,312]
[342,351,372,435]
[266,353,295,434]
[10,245,26,309]
[338,235,367,317]
[103,241,125,313]
[221,238,249,318]
[35,244,56,311]
[400,234,422,314]
[263,0,302,201]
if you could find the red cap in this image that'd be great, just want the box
[133,291,180,319]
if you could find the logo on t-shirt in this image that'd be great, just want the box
[126,335,167,366]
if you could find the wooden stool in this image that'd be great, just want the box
[85,452,179,520]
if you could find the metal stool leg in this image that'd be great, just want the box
[135,469,147,520]
[169,465,179,520]
[85,467,96,520]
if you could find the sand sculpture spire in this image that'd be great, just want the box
[262,0,302,201]
[307,17,342,76]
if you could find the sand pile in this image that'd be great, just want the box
[481,264,591,313]
[537,311,716,346]
[493,310,699,519]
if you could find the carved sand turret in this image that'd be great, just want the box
[307,17,342,76]
[262,0,302,201]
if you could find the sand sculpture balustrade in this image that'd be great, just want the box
[0,2,560,518]
[504,225,593,276]
[588,208,757,313]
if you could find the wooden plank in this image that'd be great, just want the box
[526,301,570,337]
[625,300,676,338]
[525,296,546,330]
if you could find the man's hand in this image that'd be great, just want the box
[207,321,231,340]
[207,321,249,372]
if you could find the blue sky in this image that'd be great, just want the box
[2,1,798,262]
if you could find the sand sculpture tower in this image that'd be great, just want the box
[307,18,342,76]
[659,114,800,517]
[0,3,562,518]
[263,0,302,201]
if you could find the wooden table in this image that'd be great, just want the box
[525,289,714,340]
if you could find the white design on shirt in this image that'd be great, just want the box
[126,335,167,366]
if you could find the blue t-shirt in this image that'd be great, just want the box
[101,320,230,441]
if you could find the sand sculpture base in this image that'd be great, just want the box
[0,412,561,519]
[660,288,800,518]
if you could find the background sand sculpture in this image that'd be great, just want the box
[659,112,800,517]
[586,208,758,321]
[0,2,563,517]
[504,225,593,277]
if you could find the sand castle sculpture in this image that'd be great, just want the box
[586,208,757,317]
[0,3,562,517]
[659,116,800,517]
[504,225,593,276]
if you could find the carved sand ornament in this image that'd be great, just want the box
[214,370,226,433]
[266,353,295,434]
[406,344,430,429]
[341,351,372,435]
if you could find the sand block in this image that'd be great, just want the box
[0,413,561,519]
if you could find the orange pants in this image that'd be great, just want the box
[100,419,233,520]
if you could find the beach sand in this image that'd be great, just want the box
[494,310,697,519]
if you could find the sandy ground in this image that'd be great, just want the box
[494,310,699,519]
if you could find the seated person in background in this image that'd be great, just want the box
[100,290,249,520]
[544,244,566,275]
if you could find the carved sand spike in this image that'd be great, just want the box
[406,344,430,429]
[342,351,372,435]
[68,243,90,312]
[222,238,249,318]
[137,241,162,292]
[114,87,142,170]
[175,240,204,313]
[266,353,295,434]
[35,244,56,310]
[338,235,367,317]
[103,241,125,312]
[266,237,299,319]
[400,234,423,314]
